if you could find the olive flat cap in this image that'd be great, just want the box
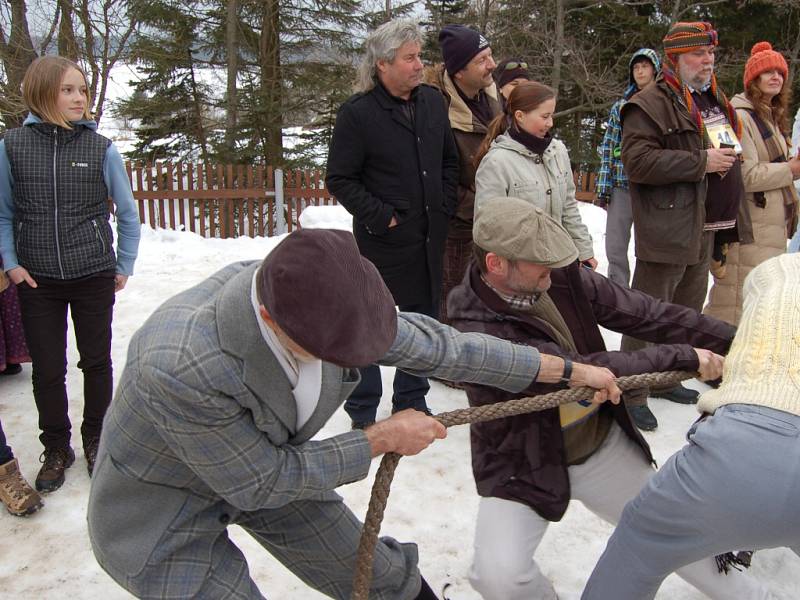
[473,197,578,267]
[257,229,397,368]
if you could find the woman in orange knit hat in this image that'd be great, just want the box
[704,41,800,325]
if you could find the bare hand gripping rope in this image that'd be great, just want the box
[350,370,695,600]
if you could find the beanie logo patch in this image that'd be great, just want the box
[478,34,489,49]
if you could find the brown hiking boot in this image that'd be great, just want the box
[84,438,100,477]
[35,446,75,493]
[0,458,44,516]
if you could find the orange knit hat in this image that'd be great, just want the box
[743,42,788,89]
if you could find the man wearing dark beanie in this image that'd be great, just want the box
[87,227,621,600]
[431,24,503,329]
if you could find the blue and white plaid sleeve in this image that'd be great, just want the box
[381,312,540,393]
[596,101,623,198]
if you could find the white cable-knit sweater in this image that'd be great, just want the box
[698,252,800,417]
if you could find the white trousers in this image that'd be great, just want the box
[469,423,769,600]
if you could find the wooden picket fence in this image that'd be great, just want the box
[126,162,598,239]
[125,162,335,238]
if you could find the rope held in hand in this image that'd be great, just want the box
[350,370,695,600]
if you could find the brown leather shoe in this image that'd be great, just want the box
[0,458,43,516]
[35,446,75,493]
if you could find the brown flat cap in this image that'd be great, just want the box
[257,229,397,368]
[473,197,578,267]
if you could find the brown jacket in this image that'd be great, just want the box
[704,93,798,324]
[447,261,735,521]
[621,78,710,265]
[430,65,502,239]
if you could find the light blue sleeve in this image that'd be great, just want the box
[103,144,141,276]
[0,140,18,271]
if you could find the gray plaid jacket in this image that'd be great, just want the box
[87,260,541,597]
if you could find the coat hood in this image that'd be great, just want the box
[624,48,661,100]
[433,62,501,133]
[730,92,753,111]
[24,112,98,130]
[490,132,561,159]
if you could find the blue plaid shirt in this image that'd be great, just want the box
[596,97,628,198]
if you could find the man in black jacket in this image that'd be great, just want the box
[447,197,765,600]
[326,18,459,429]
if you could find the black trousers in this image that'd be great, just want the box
[17,271,116,449]
[344,301,438,423]
[0,416,13,463]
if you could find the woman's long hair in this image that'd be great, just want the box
[474,81,555,169]
[746,77,792,140]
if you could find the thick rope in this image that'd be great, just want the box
[350,370,694,599]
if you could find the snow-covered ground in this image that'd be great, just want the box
[1,203,798,599]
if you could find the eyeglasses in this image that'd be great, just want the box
[503,61,529,70]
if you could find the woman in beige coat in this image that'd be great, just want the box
[474,81,596,266]
[705,42,800,324]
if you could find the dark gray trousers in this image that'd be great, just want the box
[605,187,634,288]
[620,231,713,406]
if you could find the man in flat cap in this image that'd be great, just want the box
[431,24,503,327]
[86,228,620,600]
[447,198,766,599]
[618,21,747,429]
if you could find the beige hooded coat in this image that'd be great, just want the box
[704,93,797,325]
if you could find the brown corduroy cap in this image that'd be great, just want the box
[257,229,398,368]
[473,197,579,267]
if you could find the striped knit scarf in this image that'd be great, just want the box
[661,62,741,147]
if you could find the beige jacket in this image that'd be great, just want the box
[474,134,594,260]
[704,93,797,325]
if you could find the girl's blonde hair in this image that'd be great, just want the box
[21,56,93,128]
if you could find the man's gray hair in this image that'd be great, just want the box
[355,18,423,93]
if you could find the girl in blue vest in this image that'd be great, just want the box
[0,56,140,493]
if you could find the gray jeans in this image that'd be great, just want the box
[605,187,634,287]
[583,404,798,600]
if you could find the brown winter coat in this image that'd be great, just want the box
[447,261,735,521]
[431,65,503,239]
[704,93,797,325]
[621,77,710,265]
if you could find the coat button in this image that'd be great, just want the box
[546,189,552,195]
[417,137,422,143]
[219,513,230,525]
[422,170,427,176]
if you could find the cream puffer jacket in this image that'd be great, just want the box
[704,93,797,325]
[474,133,594,260]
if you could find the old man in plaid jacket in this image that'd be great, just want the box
[87,228,618,600]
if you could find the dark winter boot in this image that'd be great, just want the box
[35,446,75,493]
[0,458,44,516]
[629,405,658,431]
[84,437,100,477]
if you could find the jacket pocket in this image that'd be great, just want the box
[92,218,108,254]
[648,182,694,210]
[510,181,548,211]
